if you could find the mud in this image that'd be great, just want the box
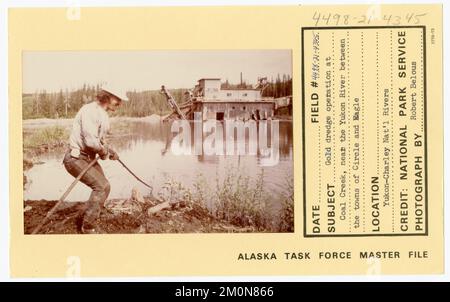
[24,200,257,234]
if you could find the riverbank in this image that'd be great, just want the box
[23,115,166,159]
[23,114,167,129]
[24,199,259,234]
[23,113,291,129]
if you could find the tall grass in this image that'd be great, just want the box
[277,174,294,232]
[157,177,193,206]
[213,167,273,231]
[23,126,68,149]
[158,165,294,232]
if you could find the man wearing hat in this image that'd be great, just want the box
[63,85,129,234]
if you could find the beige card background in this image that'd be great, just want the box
[9,5,443,277]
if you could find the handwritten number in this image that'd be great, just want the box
[313,11,321,27]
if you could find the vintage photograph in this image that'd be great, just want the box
[22,50,293,234]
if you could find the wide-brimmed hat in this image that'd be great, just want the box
[101,84,129,102]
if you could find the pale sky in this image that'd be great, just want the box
[23,50,292,93]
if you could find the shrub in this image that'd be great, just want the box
[277,174,294,232]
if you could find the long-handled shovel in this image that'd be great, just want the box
[31,157,99,234]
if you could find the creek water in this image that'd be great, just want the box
[24,120,293,213]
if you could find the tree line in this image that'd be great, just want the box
[261,74,292,98]
[23,76,293,119]
[22,85,188,119]
[221,74,292,99]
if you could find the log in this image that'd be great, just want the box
[147,201,171,215]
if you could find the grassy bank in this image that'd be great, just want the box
[22,118,142,155]
[23,125,69,150]
[158,167,294,233]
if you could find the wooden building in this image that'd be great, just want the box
[189,78,276,120]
